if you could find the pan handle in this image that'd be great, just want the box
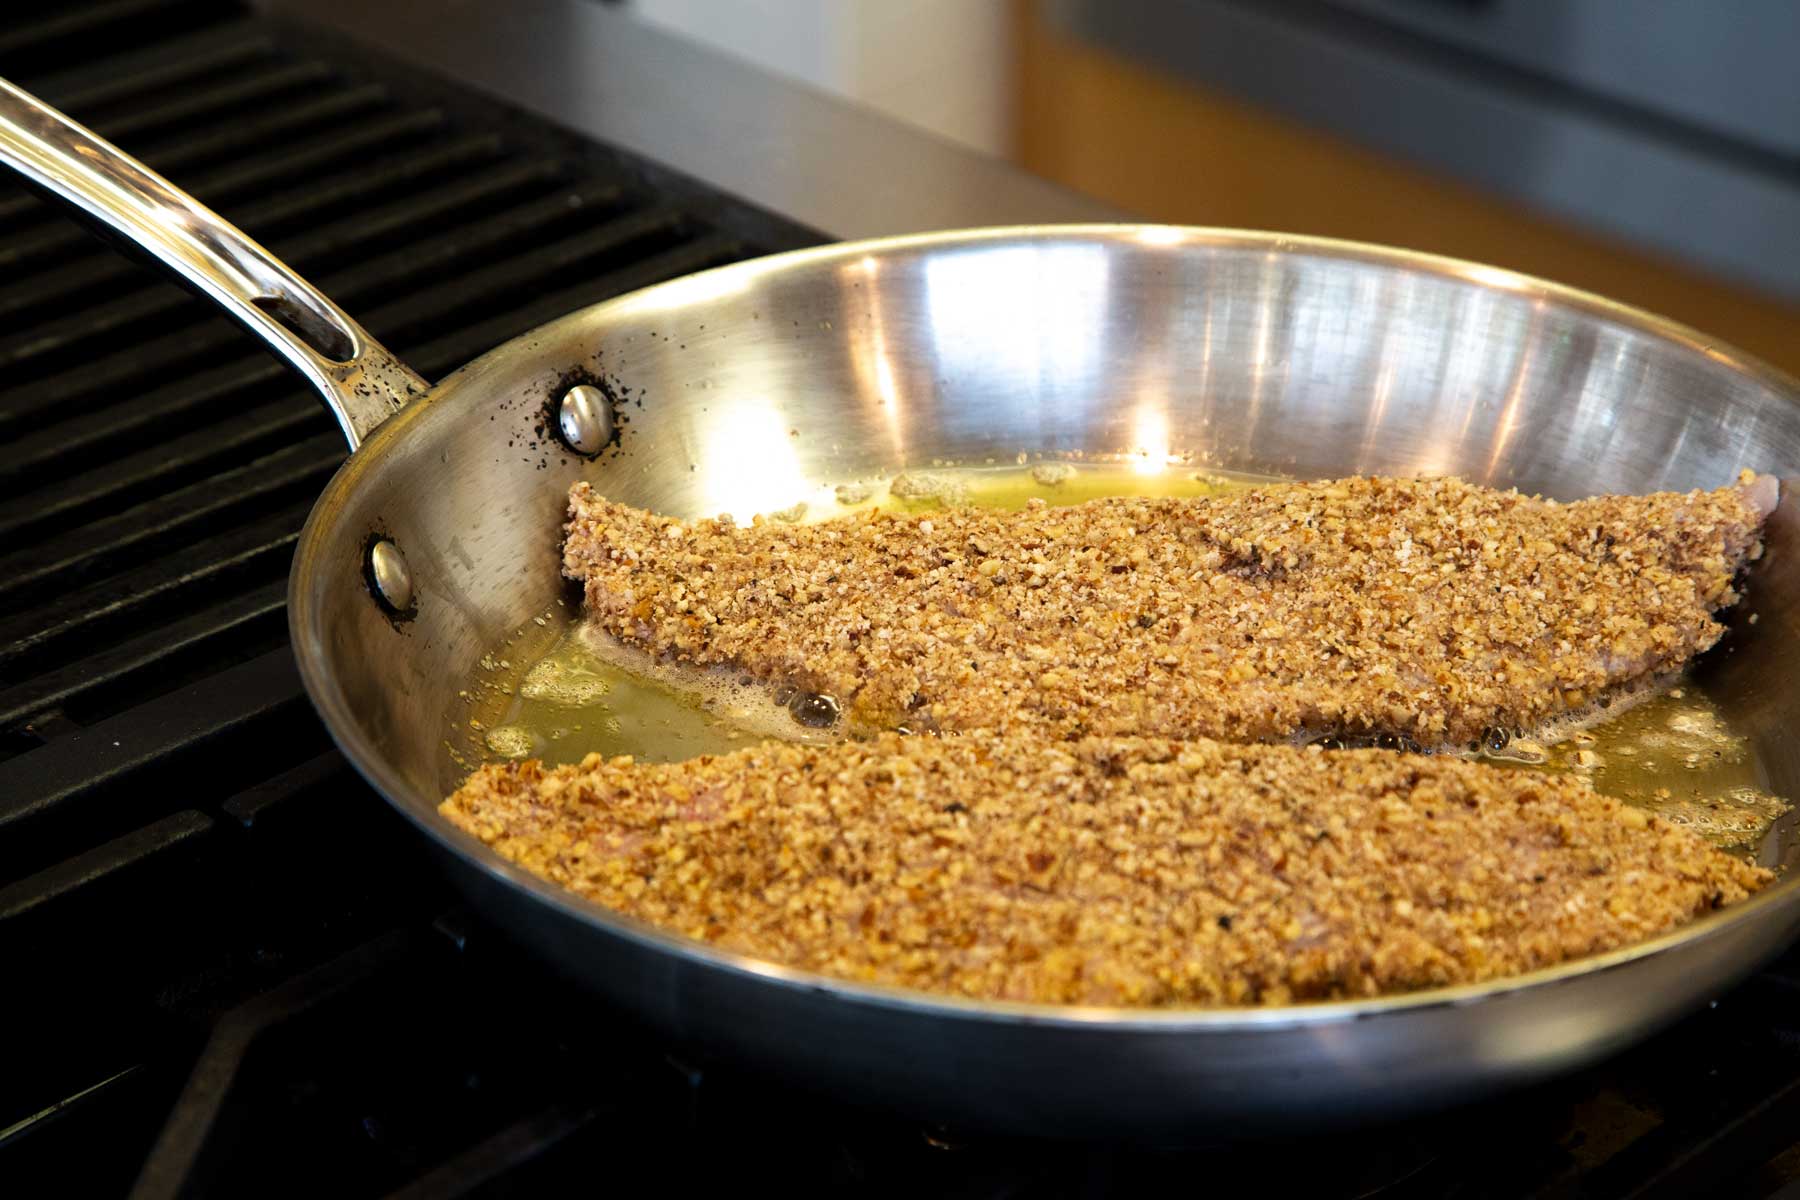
[0,76,427,450]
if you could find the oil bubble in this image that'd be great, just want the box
[484,725,537,759]
[789,692,841,729]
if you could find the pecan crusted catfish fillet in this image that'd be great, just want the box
[564,474,1774,749]
[441,735,1770,1006]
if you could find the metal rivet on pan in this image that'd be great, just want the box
[558,384,614,456]
[368,538,414,614]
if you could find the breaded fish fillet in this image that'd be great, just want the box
[441,734,1770,1006]
[565,474,1773,750]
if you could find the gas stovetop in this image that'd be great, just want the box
[6,4,1800,1197]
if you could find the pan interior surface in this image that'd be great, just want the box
[290,226,1800,1133]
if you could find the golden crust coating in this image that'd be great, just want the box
[440,734,1770,1007]
[563,475,1766,750]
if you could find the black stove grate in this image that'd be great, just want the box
[6,3,1800,1197]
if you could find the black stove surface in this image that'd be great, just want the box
[5,4,1800,1197]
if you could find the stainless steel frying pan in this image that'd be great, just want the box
[8,76,1800,1140]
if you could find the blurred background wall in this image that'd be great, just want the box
[630,0,1013,156]
[621,0,1800,376]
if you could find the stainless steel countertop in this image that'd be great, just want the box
[256,0,1121,240]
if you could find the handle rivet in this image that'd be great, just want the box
[367,538,414,614]
[558,384,614,456]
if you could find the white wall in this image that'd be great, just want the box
[628,0,1013,157]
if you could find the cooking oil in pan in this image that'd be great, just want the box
[1473,689,1788,849]
[461,619,842,767]
[449,463,1788,852]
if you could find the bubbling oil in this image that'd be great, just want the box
[1491,689,1789,847]
[447,462,1788,851]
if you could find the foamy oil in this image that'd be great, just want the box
[446,463,1788,852]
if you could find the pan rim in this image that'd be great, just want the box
[291,221,1800,1033]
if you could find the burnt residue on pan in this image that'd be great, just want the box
[489,357,634,470]
[533,365,627,465]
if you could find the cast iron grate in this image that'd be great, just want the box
[5,2,1800,1197]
